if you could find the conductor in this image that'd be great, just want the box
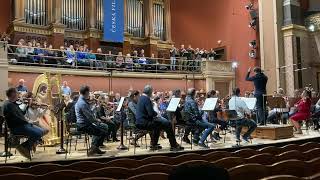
[246,67,268,125]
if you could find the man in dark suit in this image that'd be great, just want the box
[246,67,268,125]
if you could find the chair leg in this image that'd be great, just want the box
[145,135,147,149]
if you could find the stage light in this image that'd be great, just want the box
[232,61,239,69]
[249,50,257,59]
[308,24,315,32]
[249,18,257,29]
[249,40,257,49]
[245,3,253,10]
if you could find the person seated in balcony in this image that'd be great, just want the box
[25,42,34,63]
[34,43,45,64]
[76,46,89,66]
[140,49,145,57]
[96,48,106,68]
[56,46,66,65]
[105,51,115,69]
[15,41,28,63]
[116,52,125,68]
[87,49,98,69]
[125,54,133,70]
[66,45,76,66]
[131,50,139,63]
[44,44,57,64]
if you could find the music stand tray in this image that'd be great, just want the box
[202,98,218,111]
[166,98,181,112]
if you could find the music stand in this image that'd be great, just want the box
[266,96,287,125]
[166,98,181,112]
[116,97,128,150]
[240,97,257,110]
[202,98,218,111]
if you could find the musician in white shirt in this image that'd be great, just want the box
[229,88,257,143]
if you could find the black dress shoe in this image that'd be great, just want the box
[150,145,162,151]
[113,139,120,142]
[213,132,221,141]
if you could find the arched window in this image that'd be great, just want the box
[61,0,86,30]
[126,0,144,37]
[153,0,165,40]
[24,0,48,26]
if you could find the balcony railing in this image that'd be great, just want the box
[7,44,209,74]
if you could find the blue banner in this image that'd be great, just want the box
[103,0,124,42]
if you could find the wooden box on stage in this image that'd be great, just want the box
[243,125,294,140]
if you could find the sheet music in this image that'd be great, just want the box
[202,98,218,111]
[116,97,125,112]
[240,97,257,110]
[166,98,181,112]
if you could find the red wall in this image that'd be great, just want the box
[9,72,206,95]
[171,0,259,92]
[0,0,11,33]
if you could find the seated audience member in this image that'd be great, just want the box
[96,48,106,68]
[105,51,115,68]
[16,79,28,93]
[34,43,45,63]
[3,88,45,159]
[44,44,57,64]
[116,52,125,68]
[135,85,184,151]
[15,41,27,62]
[75,85,107,156]
[87,49,98,68]
[56,46,66,65]
[228,88,257,143]
[125,54,134,69]
[76,46,89,66]
[26,42,35,62]
[289,90,312,134]
[184,88,215,148]
[66,45,76,66]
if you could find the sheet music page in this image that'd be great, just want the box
[116,97,125,112]
[166,98,181,112]
[202,98,218,111]
[240,97,257,110]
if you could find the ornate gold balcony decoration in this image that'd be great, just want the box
[305,13,320,31]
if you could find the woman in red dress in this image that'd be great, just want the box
[289,90,312,134]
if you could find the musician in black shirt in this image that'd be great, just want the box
[2,88,45,159]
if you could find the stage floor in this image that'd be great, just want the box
[1,126,320,165]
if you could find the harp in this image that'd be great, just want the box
[32,72,64,145]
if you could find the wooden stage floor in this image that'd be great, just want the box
[1,126,320,165]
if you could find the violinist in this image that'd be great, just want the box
[228,88,257,143]
[3,88,46,159]
[289,90,312,134]
[204,90,227,141]
[184,88,215,148]
[96,95,120,142]
[23,92,50,136]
